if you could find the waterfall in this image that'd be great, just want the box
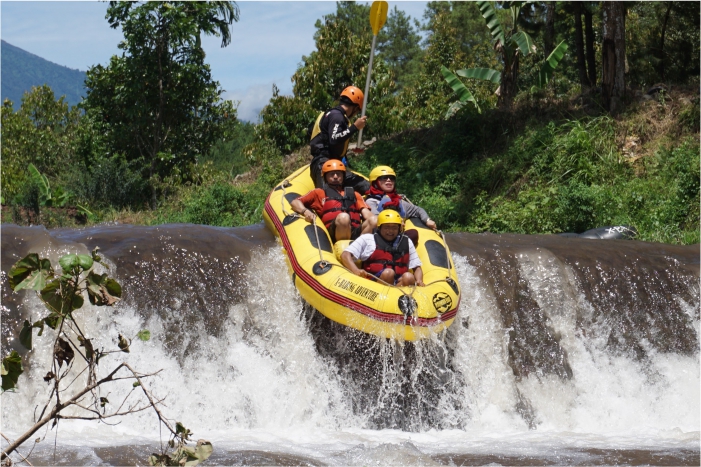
[2,224,698,465]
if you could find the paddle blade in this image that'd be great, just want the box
[369,1,388,35]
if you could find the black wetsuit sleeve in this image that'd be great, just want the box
[327,110,357,147]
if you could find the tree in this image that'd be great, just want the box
[377,6,423,89]
[316,0,371,38]
[81,1,239,207]
[657,2,674,80]
[293,4,394,112]
[441,1,568,114]
[544,1,555,57]
[256,85,317,154]
[573,2,588,88]
[601,1,626,114]
[583,3,597,87]
[1,86,81,204]
[626,2,699,87]
[564,1,598,90]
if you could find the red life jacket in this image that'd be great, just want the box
[362,233,410,276]
[320,186,362,229]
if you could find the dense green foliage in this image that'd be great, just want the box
[252,1,396,155]
[1,86,81,205]
[1,40,87,107]
[81,1,239,206]
[201,120,256,176]
[2,1,699,246]
[355,95,700,244]
[376,6,423,90]
[627,2,700,87]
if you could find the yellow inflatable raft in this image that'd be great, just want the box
[263,164,460,341]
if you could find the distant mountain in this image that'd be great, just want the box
[1,40,87,108]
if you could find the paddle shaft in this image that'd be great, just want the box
[357,33,377,149]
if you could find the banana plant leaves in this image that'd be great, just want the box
[477,1,505,46]
[537,40,569,88]
[511,30,536,56]
[441,66,481,117]
[457,68,502,85]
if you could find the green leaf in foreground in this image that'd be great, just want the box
[86,272,122,306]
[181,440,214,466]
[8,253,54,292]
[137,330,151,341]
[59,254,80,272]
[40,279,65,315]
[77,254,94,270]
[1,351,24,392]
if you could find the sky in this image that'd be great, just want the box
[1,1,428,122]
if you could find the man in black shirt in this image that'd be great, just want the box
[309,86,370,194]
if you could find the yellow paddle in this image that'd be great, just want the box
[356,1,388,150]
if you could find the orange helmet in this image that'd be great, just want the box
[340,86,364,109]
[321,159,346,175]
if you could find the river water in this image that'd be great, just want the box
[1,223,699,466]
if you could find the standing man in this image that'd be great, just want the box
[309,86,371,194]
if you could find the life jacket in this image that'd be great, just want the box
[320,186,362,229]
[362,233,410,276]
[365,188,406,217]
[309,107,351,160]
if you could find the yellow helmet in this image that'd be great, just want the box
[369,165,396,183]
[377,210,403,227]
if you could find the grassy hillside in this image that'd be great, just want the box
[1,40,86,107]
[353,88,699,244]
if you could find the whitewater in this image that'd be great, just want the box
[1,224,698,465]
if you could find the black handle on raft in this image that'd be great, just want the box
[312,261,332,275]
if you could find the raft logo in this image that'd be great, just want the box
[432,292,452,313]
[334,277,379,302]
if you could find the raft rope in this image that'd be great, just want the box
[279,176,329,269]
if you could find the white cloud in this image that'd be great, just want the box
[225,81,292,123]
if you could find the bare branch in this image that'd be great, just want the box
[123,364,176,437]
[0,433,34,467]
[114,387,137,414]
[61,363,88,391]
[59,402,159,420]
[2,364,165,461]
[2,363,129,460]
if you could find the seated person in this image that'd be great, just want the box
[341,210,424,287]
[365,165,437,230]
[290,160,373,243]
